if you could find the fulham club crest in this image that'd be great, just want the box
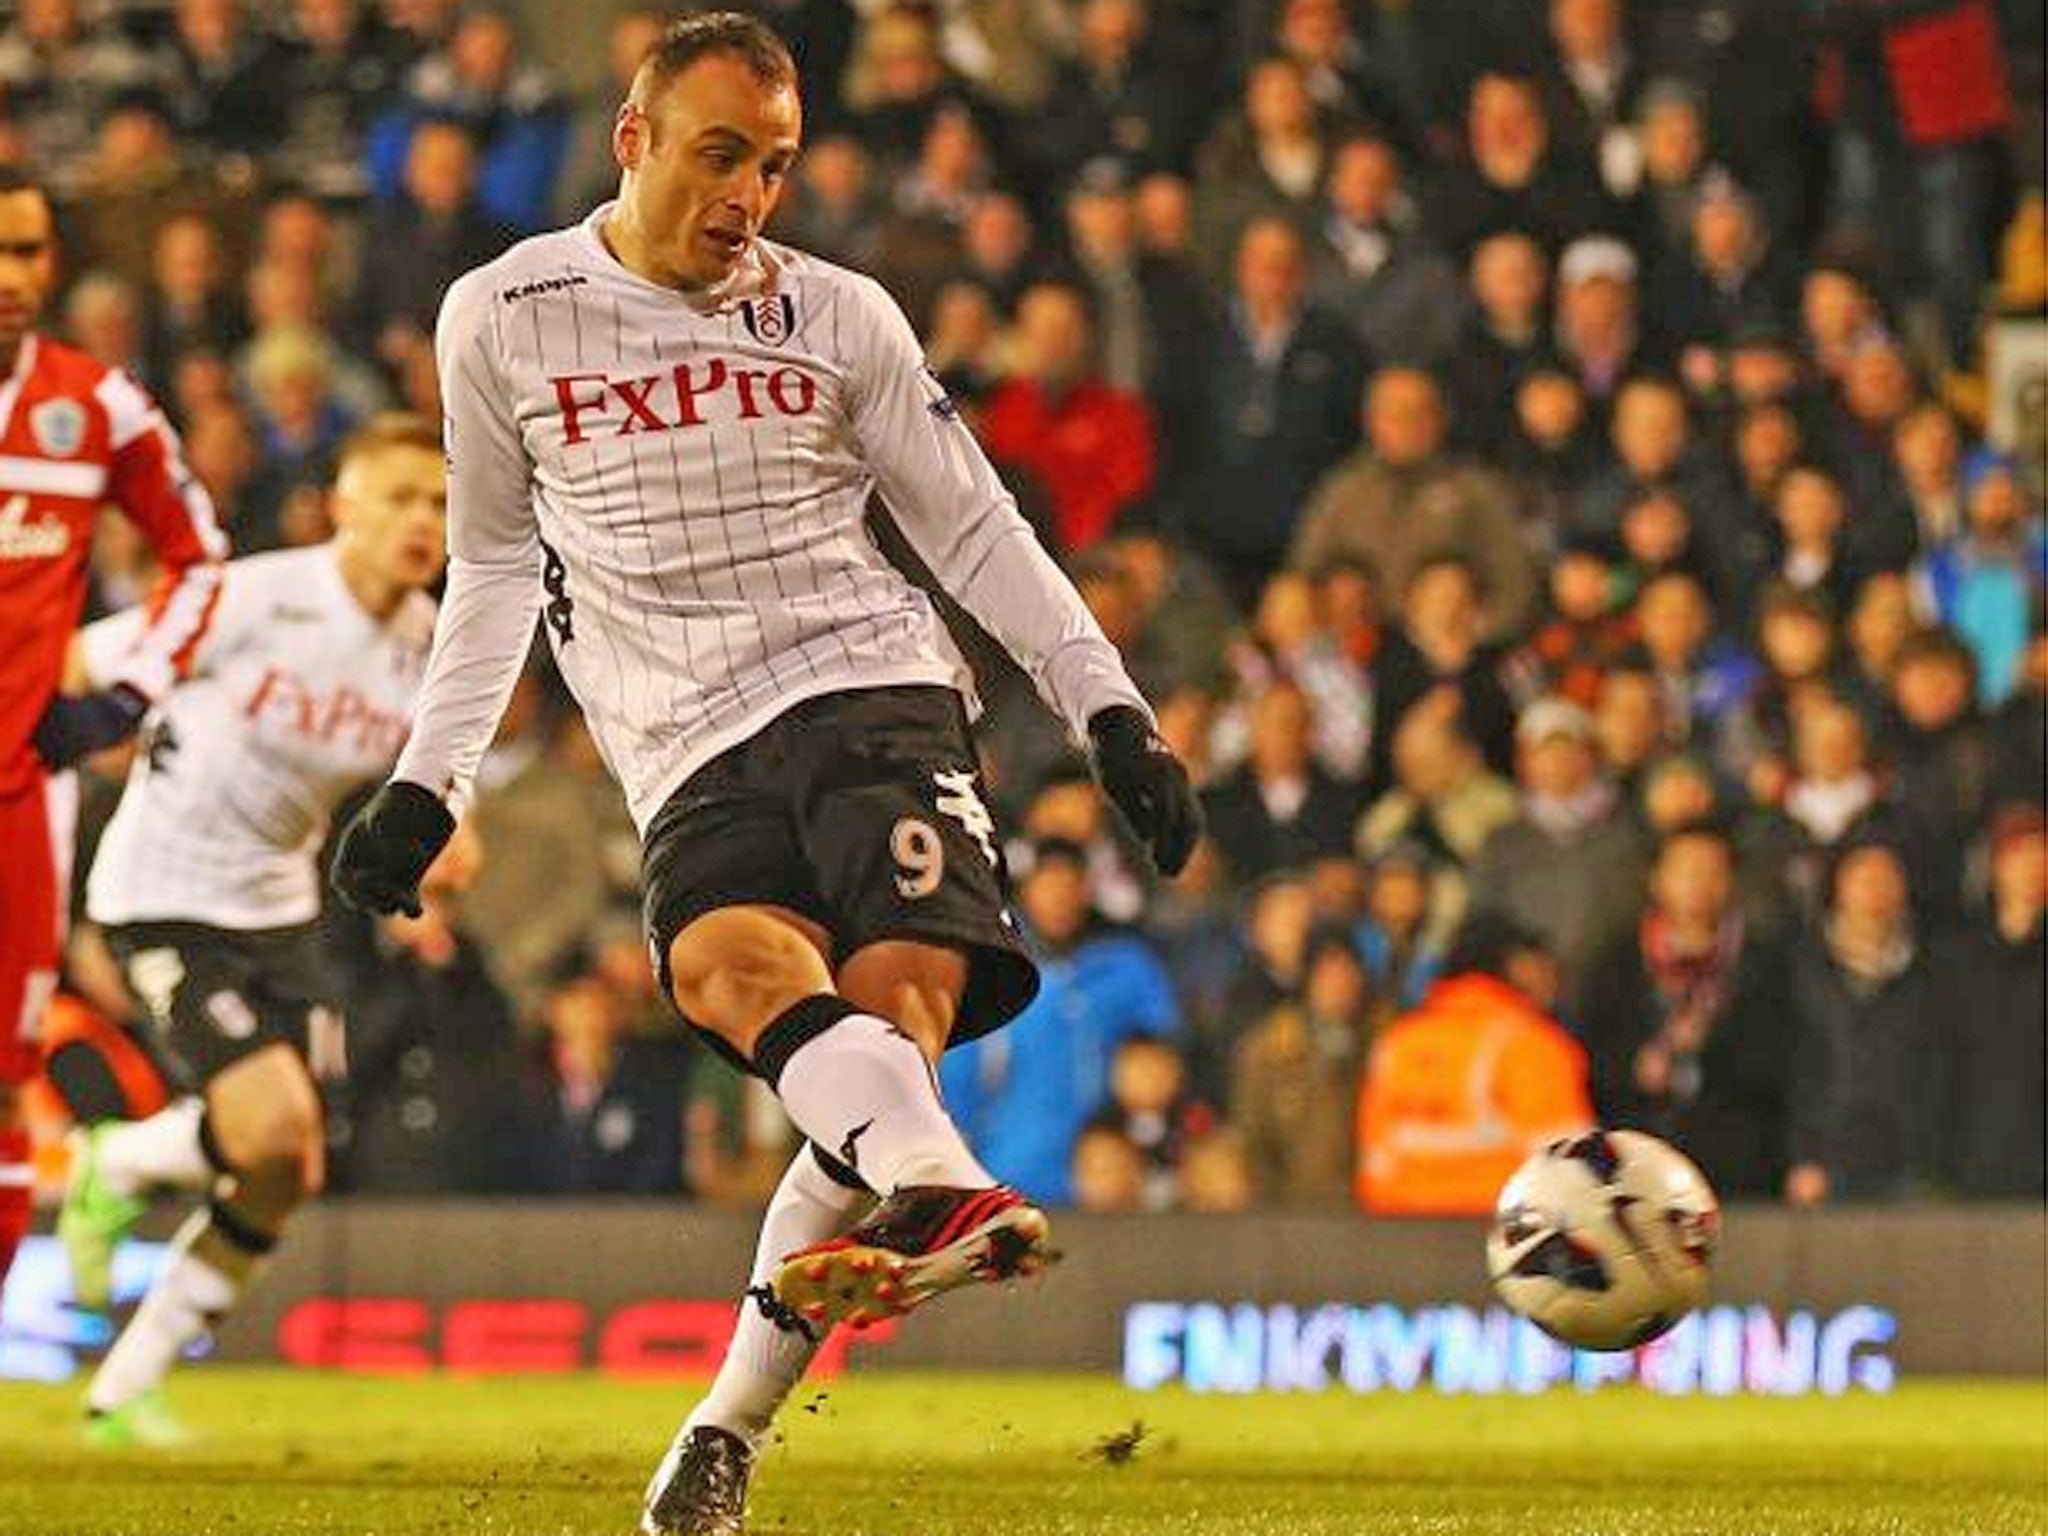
[29,397,86,458]
[739,293,796,346]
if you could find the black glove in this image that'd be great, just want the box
[33,684,150,769]
[331,780,456,919]
[1087,704,1203,877]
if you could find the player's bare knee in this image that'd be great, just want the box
[218,1100,319,1198]
[851,978,951,1061]
[669,908,833,1048]
[205,1052,322,1192]
[209,1081,321,1204]
[839,941,965,1061]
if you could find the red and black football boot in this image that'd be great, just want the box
[769,1184,1054,1331]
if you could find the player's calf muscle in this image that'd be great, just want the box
[668,906,834,1054]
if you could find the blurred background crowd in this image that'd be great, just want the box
[19,0,2047,1215]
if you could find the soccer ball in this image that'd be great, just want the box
[1486,1129,1721,1351]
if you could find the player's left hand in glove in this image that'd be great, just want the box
[33,684,150,770]
[1087,704,1203,877]
[331,780,455,919]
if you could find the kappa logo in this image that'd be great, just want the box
[28,397,86,458]
[920,366,960,423]
[738,293,796,346]
[933,768,997,866]
[839,1118,874,1173]
[500,274,589,304]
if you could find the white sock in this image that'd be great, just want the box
[91,1098,213,1199]
[87,1209,246,1413]
[684,1147,873,1446]
[774,1011,992,1192]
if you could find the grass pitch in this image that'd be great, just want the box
[0,1369,2041,1535]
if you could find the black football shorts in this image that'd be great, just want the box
[642,684,1038,1072]
[104,921,344,1090]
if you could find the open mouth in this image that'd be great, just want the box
[703,227,749,258]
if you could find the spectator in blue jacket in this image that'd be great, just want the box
[367,5,570,233]
[351,118,511,369]
[1913,449,2048,706]
[940,839,1181,1206]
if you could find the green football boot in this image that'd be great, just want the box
[58,1124,146,1312]
[84,1389,191,1450]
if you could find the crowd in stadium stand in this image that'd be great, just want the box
[25,0,2048,1213]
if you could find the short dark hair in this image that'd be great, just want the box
[1332,131,1398,165]
[1617,373,1688,409]
[1442,914,1546,984]
[1894,624,1977,681]
[1655,819,1735,864]
[639,11,796,97]
[1755,579,1834,629]
[1027,836,1090,874]
[0,166,51,204]
[1639,566,1709,604]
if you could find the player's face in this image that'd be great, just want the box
[335,444,448,592]
[618,54,801,289]
[0,190,58,354]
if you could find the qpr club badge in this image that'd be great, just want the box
[29,397,86,458]
[739,293,796,346]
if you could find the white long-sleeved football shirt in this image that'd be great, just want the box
[84,544,435,929]
[394,206,1148,833]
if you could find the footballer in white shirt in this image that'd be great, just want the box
[329,13,1200,1535]
[57,414,446,1445]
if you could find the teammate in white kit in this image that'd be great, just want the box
[56,415,445,1444]
[329,14,1199,1534]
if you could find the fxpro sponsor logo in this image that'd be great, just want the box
[242,665,412,759]
[548,360,819,444]
[1123,1300,1898,1398]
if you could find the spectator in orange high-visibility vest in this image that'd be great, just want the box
[1356,916,1594,1214]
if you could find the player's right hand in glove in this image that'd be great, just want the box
[331,780,456,919]
[33,684,151,769]
[1087,704,1203,877]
